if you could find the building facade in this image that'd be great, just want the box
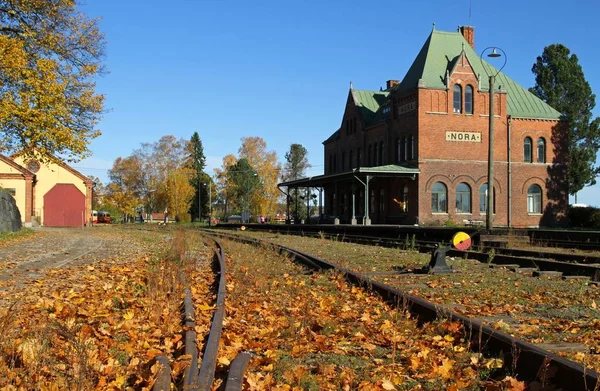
[0,154,93,227]
[281,26,568,228]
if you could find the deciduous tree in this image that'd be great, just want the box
[0,0,106,162]
[238,137,281,219]
[283,143,311,220]
[529,44,600,198]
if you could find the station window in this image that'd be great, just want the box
[456,182,471,213]
[465,85,474,114]
[527,184,542,214]
[479,183,496,214]
[524,137,533,162]
[453,85,462,113]
[537,138,546,163]
[431,182,447,213]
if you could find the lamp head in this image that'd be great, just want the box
[488,48,501,58]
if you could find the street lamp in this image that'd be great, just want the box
[480,46,507,231]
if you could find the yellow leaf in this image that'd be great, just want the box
[592,300,597,309]
[218,356,230,366]
[382,379,396,390]
[122,310,134,320]
[197,303,215,311]
[262,363,273,371]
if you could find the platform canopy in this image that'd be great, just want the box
[278,164,420,189]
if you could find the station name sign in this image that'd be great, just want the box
[445,131,482,142]
[398,101,416,115]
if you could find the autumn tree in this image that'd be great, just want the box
[283,143,311,220]
[238,137,281,219]
[214,154,238,219]
[0,0,106,162]
[134,135,191,219]
[226,158,260,222]
[529,44,600,199]
[105,156,145,221]
[88,175,105,210]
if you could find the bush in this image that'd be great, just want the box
[568,206,600,229]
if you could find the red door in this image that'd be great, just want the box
[43,184,85,227]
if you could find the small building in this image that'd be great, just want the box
[279,26,568,228]
[0,154,93,227]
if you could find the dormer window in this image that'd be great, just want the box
[453,85,462,113]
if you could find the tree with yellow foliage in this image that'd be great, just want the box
[0,0,105,162]
[238,137,281,219]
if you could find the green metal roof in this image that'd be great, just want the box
[354,164,419,175]
[351,89,390,126]
[396,29,561,120]
[278,164,419,188]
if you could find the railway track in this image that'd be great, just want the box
[217,226,600,281]
[152,237,249,391]
[196,229,598,390]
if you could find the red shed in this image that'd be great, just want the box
[43,184,85,227]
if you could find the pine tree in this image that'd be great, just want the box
[529,44,600,198]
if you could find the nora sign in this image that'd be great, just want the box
[446,131,482,142]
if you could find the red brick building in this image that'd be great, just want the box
[280,26,568,228]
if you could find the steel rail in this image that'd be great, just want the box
[196,238,228,390]
[207,230,599,391]
[214,227,600,280]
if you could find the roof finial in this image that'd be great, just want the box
[432,22,436,31]
[462,42,465,51]
[350,81,354,90]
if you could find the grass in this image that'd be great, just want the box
[0,228,35,244]
[224,229,600,373]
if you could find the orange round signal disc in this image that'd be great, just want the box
[452,231,471,251]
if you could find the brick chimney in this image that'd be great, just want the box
[459,26,475,50]
[386,79,399,89]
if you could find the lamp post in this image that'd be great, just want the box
[480,47,507,231]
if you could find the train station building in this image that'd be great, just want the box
[279,26,568,228]
[0,153,93,227]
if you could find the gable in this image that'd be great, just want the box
[395,28,562,120]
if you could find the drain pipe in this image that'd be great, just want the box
[507,115,512,228]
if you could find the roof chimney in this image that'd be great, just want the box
[459,26,475,50]
[386,79,399,89]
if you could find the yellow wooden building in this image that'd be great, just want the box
[0,154,93,227]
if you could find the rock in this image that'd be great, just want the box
[0,188,22,232]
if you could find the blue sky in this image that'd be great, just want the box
[76,0,600,207]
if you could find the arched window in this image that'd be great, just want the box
[479,183,495,214]
[465,85,474,114]
[453,84,462,113]
[395,138,400,162]
[537,138,546,163]
[402,184,409,212]
[527,184,542,214]
[456,183,471,213]
[524,137,533,162]
[409,135,415,160]
[379,141,384,165]
[374,144,379,166]
[431,182,447,213]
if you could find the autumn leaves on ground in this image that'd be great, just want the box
[0,227,596,390]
